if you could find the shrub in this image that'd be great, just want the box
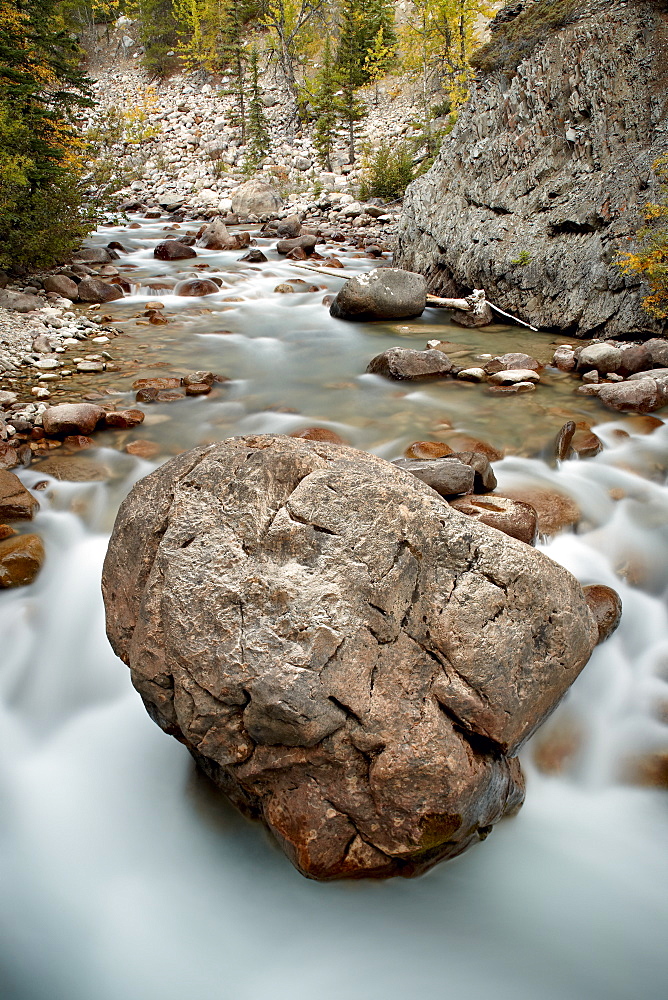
[471,0,585,76]
[359,141,414,201]
[617,156,668,320]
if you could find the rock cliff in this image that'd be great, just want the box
[396,0,668,339]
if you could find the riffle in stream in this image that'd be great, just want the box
[1,217,666,1000]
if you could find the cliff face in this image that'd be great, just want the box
[396,0,668,338]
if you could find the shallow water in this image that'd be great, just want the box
[1,217,666,1000]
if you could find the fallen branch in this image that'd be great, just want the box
[427,288,538,332]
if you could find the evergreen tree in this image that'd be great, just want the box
[0,0,94,268]
[218,0,249,142]
[334,8,366,164]
[137,0,180,78]
[311,35,337,171]
[335,0,396,88]
[244,46,270,173]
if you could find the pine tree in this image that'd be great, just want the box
[137,0,180,78]
[0,0,94,268]
[244,47,270,173]
[334,8,366,165]
[218,0,249,143]
[335,0,396,88]
[311,35,337,171]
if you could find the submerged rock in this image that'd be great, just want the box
[103,435,604,881]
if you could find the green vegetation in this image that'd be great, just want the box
[244,47,270,173]
[511,250,532,266]
[471,0,585,76]
[617,156,668,320]
[0,0,95,269]
[359,140,414,200]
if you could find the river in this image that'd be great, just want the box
[1,216,666,1000]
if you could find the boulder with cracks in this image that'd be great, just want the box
[102,435,605,880]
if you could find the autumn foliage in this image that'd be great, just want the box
[618,157,668,320]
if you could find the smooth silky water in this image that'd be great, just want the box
[1,217,666,1000]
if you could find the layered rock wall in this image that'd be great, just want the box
[396,0,668,338]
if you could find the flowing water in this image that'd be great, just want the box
[1,218,666,1000]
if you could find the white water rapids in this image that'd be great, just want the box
[0,218,666,999]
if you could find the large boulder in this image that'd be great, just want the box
[76,277,123,303]
[43,275,79,300]
[230,179,283,219]
[103,435,603,881]
[331,268,427,320]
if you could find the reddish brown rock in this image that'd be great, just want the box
[0,533,44,587]
[497,485,580,536]
[583,584,622,643]
[618,344,652,377]
[132,378,182,391]
[0,524,16,540]
[184,383,211,396]
[125,440,161,459]
[175,278,220,297]
[105,409,145,429]
[154,241,197,261]
[571,425,603,458]
[442,434,503,462]
[135,387,159,403]
[404,441,454,459]
[290,427,347,444]
[102,436,600,880]
[0,470,39,520]
[596,377,668,413]
[63,435,94,449]
[449,494,537,545]
[0,443,20,470]
[42,403,105,437]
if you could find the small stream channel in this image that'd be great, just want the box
[1,216,666,1000]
